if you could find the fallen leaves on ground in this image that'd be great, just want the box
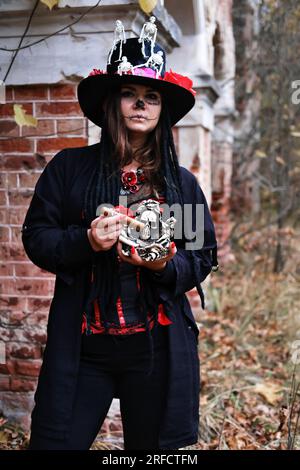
[195,221,300,450]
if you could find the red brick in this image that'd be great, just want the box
[0,208,7,223]
[0,155,44,171]
[0,278,54,297]
[14,262,53,278]
[0,139,33,153]
[0,120,20,137]
[57,118,85,135]
[37,137,86,153]
[10,377,37,391]
[8,189,33,206]
[0,262,13,276]
[8,312,26,327]
[14,85,48,101]
[10,226,23,244]
[7,172,18,188]
[0,244,28,261]
[50,84,77,100]
[5,86,14,102]
[15,360,42,377]
[24,329,47,344]
[23,312,51,326]
[0,172,7,186]
[8,207,28,225]
[0,190,7,205]
[45,155,54,164]
[0,226,9,242]
[0,103,33,118]
[0,376,10,391]
[0,360,15,375]
[18,172,39,188]
[0,296,27,310]
[27,297,51,312]
[22,119,55,137]
[35,101,82,117]
[25,311,48,328]
[8,343,41,360]
[3,311,27,329]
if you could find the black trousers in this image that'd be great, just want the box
[29,325,169,450]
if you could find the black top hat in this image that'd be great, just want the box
[77,19,196,128]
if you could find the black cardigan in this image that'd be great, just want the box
[22,142,218,449]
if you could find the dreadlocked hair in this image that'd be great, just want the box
[82,95,213,375]
[161,107,207,310]
[83,121,122,336]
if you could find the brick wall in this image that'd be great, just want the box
[0,82,87,428]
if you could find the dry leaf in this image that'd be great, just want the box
[139,0,158,14]
[200,395,208,406]
[40,0,59,10]
[255,150,267,158]
[254,382,282,405]
[0,431,8,443]
[275,156,286,165]
[13,104,38,128]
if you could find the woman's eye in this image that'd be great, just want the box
[147,93,159,100]
[121,90,134,97]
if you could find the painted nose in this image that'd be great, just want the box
[135,99,145,109]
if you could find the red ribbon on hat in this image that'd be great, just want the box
[162,69,196,96]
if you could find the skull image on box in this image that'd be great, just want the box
[100,199,176,262]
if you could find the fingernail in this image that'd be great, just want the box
[131,246,135,254]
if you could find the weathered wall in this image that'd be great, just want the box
[0,83,87,428]
[204,0,236,262]
[232,0,261,215]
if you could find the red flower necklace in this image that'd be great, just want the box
[120,167,146,194]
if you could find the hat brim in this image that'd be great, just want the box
[77,74,195,128]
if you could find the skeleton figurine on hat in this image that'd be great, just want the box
[117,56,134,75]
[138,16,157,58]
[107,19,126,64]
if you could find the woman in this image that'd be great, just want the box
[22,21,218,450]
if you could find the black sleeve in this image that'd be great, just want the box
[21,149,95,285]
[147,174,218,297]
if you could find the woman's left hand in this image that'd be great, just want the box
[116,240,177,272]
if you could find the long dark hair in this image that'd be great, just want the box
[104,86,164,188]
[82,85,210,375]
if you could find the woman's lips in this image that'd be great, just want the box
[129,115,147,120]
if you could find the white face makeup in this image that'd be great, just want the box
[120,83,162,137]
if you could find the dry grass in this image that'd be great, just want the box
[197,221,300,449]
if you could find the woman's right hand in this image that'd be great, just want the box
[87,213,127,252]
